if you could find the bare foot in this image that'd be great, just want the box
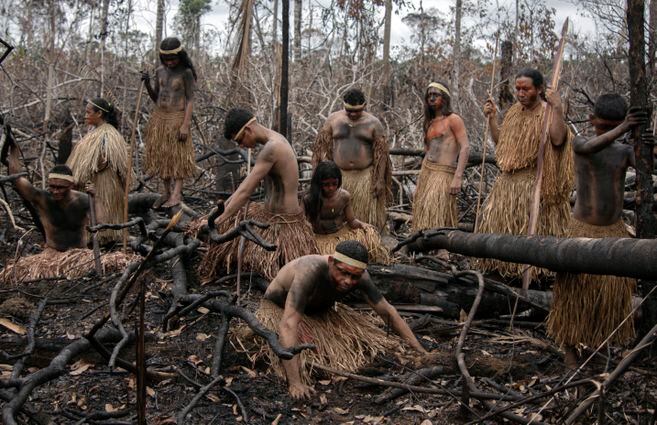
[564,346,578,369]
[153,194,167,209]
[162,194,182,208]
[435,249,450,262]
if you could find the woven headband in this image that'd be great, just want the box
[48,173,75,183]
[427,82,451,97]
[343,101,366,111]
[160,45,183,55]
[88,100,109,113]
[233,117,256,141]
[332,252,367,269]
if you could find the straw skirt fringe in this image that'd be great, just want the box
[0,248,137,283]
[546,218,635,348]
[200,203,319,281]
[411,161,458,232]
[342,167,387,230]
[254,299,399,385]
[144,108,195,179]
[315,225,390,264]
[66,124,129,244]
[475,168,570,279]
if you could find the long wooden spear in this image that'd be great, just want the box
[123,82,145,251]
[473,34,499,232]
[520,18,569,295]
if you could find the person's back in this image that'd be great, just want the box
[261,133,301,214]
[573,136,632,226]
[38,190,89,251]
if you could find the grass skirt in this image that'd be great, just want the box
[476,168,570,279]
[253,299,399,385]
[315,225,390,264]
[342,167,387,230]
[546,218,635,348]
[0,248,137,283]
[411,160,457,232]
[66,124,129,244]
[200,203,319,281]
[144,108,195,179]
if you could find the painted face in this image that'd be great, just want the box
[162,54,180,68]
[515,76,540,108]
[426,88,444,109]
[329,258,365,292]
[84,103,103,127]
[47,178,73,201]
[345,108,364,122]
[320,178,339,197]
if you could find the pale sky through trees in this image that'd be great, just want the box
[131,0,596,55]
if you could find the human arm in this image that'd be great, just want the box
[449,115,470,195]
[573,109,648,155]
[178,69,195,142]
[483,97,500,145]
[141,69,159,103]
[344,193,365,229]
[545,89,568,147]
[7,143,40,204]
[360,277,427,353]
[371,120,390,198]
[215,144,275,224]
[278,279,316,399]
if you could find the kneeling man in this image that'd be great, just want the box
[259,240,426,399]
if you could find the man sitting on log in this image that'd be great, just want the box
[546,94,647,368]
[257,240,427,399]
[312,89,391,230]
[199,108,318,281]
[1,144,134,282]
[412,81,470,233]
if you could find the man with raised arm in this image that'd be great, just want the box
[547,94,647,368]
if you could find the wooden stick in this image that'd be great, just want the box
[123,83,145,252]
[87,191,103,276]
[520,18,569,295]
[474,34,499,232]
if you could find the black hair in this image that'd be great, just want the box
[89,97,119,128]
[159,37,198,81]
[335,240,369,265]
[423,81,453,133]
[593,93,628,121]
[50,164,73,176]
[342,88,366,106]
[304,161,342,223]
[515,68,546,100]
[224,108,255,140]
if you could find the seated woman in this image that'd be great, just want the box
[303,161,390,264]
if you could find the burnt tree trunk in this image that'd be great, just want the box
[498,40,515,111]
[627,0,657,340]
[279,0,289,139]
[405,229,657,280]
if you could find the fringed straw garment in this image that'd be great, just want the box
[144,108,195,179]
[546,218,635,348]
[411,161,458,232]
[254,299,399,385]
[200,203,319,281]
[0,248,137,283]
[66,123,129,244]
[476,102,574,279]
[315,225,390,264]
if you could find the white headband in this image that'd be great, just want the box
[332,251,367,269]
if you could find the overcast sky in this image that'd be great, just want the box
[128,0,596,53]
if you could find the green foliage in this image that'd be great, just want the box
[174,0,212,50]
